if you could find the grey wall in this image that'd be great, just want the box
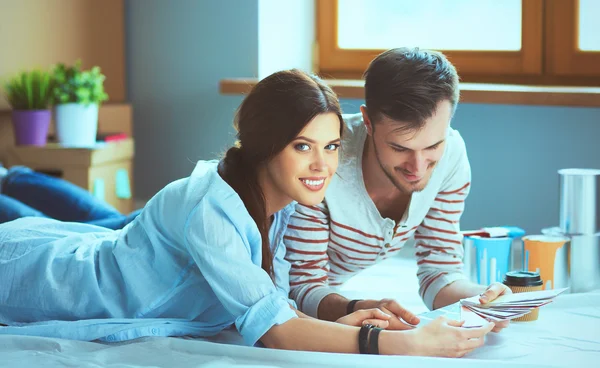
[126,1,600,235]
[341,99,600,234]
[126,0,258,199]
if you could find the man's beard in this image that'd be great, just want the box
[373,141,435,194]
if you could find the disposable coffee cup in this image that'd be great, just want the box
[503,271,543,322]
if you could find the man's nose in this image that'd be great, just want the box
[408,151,427,174]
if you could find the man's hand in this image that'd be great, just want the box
[336,308,392,328]
[354,299,420,330]
[479,282,512,332]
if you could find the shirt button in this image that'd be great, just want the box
[384,243,391,248]
[106,335,115,342]
[379,252,386,256]
[151,328,159,335]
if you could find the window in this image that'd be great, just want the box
[579,0,600,51]
[337,0,523,51]
[317,0,600,85]
[545,0,600,78]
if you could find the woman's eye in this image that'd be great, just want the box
[325,144,340,151]
[295,143,310,152]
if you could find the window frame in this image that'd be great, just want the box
[317,0,600,85]
[545,0,600,77]
[318,0,543,77]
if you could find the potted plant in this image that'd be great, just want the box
[3,69,53,146]
[51,60,109,147]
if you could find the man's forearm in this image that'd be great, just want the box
[317,293,350,321]
[432,279,487,310]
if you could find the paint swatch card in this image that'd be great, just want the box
[460,306,491,328]
[458,288,568,326]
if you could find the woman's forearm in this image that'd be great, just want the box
[261,317,411,355]
[262,317,358,353]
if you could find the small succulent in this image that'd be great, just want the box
[4,69,53,110]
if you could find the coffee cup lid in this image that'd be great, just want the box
[503,271,543,287]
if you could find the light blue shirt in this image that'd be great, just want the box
[0,161,298,345]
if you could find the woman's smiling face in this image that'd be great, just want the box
[263,112,341,209]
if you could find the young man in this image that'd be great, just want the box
[284,48,510,332]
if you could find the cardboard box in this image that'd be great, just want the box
[5,138,135,214]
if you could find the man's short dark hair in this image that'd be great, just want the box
[363,47,459,130]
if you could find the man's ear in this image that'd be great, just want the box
[360,105,373,136]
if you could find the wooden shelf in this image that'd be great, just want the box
[220,79,600,108]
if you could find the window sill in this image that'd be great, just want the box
[220,79,600,108]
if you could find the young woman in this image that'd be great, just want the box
[0,69,493,357]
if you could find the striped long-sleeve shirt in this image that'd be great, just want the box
[284,113,471,317]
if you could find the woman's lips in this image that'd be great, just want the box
[300,177,326,191]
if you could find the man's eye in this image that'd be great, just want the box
[295,143,310,152]
[391,146,407,153]
[427,144,441,150]
[325,144,340,151]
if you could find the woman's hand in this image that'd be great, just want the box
[386,317,495,358]
[335,308,392,329]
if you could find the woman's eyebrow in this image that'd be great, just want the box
[295,136,341,144]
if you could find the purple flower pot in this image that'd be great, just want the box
[11,109,51,146]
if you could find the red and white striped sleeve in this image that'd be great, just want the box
[283,201,333,317]
[415,139,471,310]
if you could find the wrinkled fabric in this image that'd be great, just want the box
[0,161,297,345]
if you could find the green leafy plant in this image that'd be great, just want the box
[51,60,109,105]
[3,69,54,110]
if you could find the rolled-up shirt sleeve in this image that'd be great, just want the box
[415,133,471,310]
[183,197,297,346]
[284,202,333,318]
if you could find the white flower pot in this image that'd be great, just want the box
[55,103,99,147]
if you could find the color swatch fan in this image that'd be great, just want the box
[459,288,568,327]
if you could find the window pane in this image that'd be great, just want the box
[578,0,600,51]
[337,0,522,51]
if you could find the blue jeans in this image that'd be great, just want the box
[0,166,140,229]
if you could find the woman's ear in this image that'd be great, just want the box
[360,105,373,136]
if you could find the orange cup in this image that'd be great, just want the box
[523,235,569,290]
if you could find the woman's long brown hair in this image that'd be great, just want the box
[219,69,342,277]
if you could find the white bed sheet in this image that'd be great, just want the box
[2,292,598,368]
[0,334,553,368]
[1,255,598,367]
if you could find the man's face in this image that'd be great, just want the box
[363,100,452,194]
